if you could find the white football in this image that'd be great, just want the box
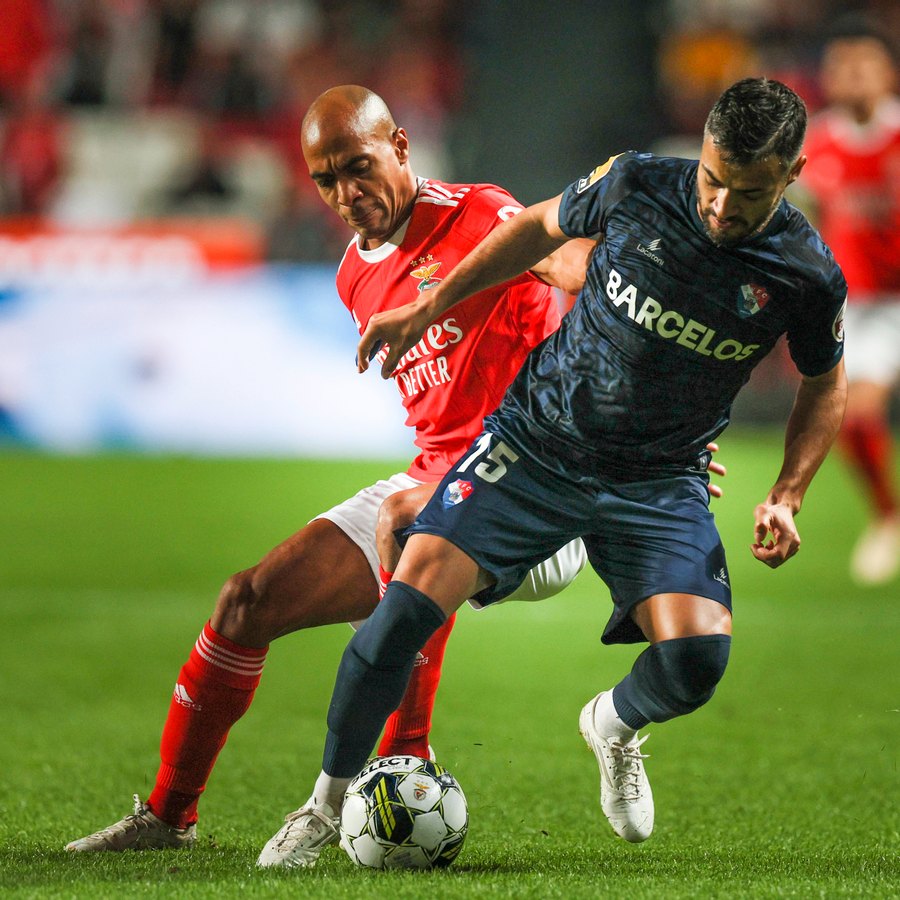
[339,754,468,869]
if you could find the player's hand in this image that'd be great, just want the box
[357,299,434,378]
[706,442,726,499]
[750,501,800,568]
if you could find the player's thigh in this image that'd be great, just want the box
[212,519,378,642]
[214,473,420,639]
[631,592,733,644]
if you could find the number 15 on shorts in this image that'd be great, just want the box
[457,433,519,484]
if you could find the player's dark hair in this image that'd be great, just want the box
[704,77,807,170]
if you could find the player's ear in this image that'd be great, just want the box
[393,127,410,164]
[787,154,807,186]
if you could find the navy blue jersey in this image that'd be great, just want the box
[488,152,847,480]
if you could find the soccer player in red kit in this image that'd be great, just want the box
[802,17,900,584]
[64,85,591,865]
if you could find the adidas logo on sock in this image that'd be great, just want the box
[173,683,202,710]
[413,651,429,668]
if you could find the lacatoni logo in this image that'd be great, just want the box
[606,268,760,362]
[636,237,664,266]
[443,479,473,508]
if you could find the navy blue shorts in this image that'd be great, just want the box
[407,430,732,645]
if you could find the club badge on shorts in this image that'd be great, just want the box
[443,479,473,508]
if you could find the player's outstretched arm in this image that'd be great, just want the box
[358,195,569,377]
[752,359,847,567]
[530,237,596,294]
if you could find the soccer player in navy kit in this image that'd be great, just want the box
[305,78,848,844]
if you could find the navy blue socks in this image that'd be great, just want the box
[612,634,732,729]
[322,581,446,777]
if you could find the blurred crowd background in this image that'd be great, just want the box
[1,0,897,261]
[0,0,898,458]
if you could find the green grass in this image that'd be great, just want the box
[1,432,898,898]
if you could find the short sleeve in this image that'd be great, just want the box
[457,185,526,239]
[557,152,638,239]
[785,266,847,377]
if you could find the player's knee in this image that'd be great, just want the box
[376,491,418,549]
[213,567,282,641]
[653,634,731,712]
[352,582,446,669]
[377,491,412,534]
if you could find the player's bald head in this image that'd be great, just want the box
[300,85,417,249]
[302,85,397,156]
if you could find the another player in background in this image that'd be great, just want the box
[801,17,900,584]
[305,77,847,847]
[64,86,595,865]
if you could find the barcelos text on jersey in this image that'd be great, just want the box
[391,316,464,397]
[605,268,760,362]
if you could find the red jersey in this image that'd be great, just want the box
[336,179,561,480]
[802,97,900,302]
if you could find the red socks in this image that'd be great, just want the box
[377,567,456,759]
[147,622,266,828]
[840,416,898,517]
[147,564,454,827]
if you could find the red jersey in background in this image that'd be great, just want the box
[802,97,900,301]
[337,179,561,481]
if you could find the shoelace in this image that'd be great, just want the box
[606,734,650,800]
[88,795,148,841]
[276,807,336,848]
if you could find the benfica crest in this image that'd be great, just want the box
[739,283,771,317]
[410,260,442,291]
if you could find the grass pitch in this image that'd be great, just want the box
[1,431,898,898]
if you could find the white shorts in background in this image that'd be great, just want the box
[316,472,587,606]
[316,472,422,580]
[843,301,900,385]
[482,537,587,605]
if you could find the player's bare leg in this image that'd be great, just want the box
[68,519,379,853]
[580,593,731,842]
[374,484,456,759]
[840,380,900,585]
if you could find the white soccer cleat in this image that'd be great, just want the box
[850,517,900,586]
[256,802,340,869]
[579,693,654,843]
[65,795,196,852]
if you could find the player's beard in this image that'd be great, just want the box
[698,199,781,247]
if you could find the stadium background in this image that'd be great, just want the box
[3,0,898,455]
[1,2,898,897]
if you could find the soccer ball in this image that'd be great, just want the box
[339,755,468,869]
